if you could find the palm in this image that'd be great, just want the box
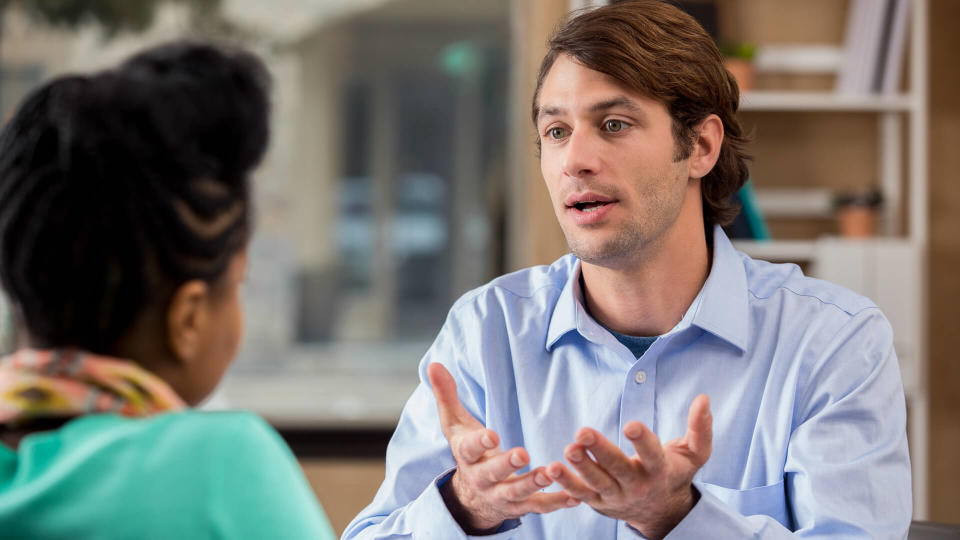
[546,394,713,539]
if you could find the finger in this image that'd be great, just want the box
[495,466,552,502]
[522,491,581,515]
[563,442,619,497]
[453,427,500,465]
[623,421,665,475]
[684,394,712,465]
[574,427,637,488]
[546,461,599,503]
[472,447,529,488]
[427,363,475,434]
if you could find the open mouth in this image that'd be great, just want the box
[573,201,610,213]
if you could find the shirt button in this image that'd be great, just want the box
[634,370,647,384]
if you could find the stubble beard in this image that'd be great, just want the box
[563,180,686,269]
[565,219,649,269]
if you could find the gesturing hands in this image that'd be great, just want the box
[428,362,711,538]
[427,363,579,534]
[546,394,713,539]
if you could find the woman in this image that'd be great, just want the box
[0,42,336,539]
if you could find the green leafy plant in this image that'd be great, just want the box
[718,42,757,61]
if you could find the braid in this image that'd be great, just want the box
[0,41,270,353]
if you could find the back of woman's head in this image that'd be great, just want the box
[0,41,270,354]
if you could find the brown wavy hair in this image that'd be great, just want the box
[532,0,750,230]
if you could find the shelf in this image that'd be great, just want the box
[733,240,817,260]
[733,237,918,261]
[753,187,834,218]
[740,91,915,112]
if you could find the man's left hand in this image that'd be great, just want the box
[546,394,712,540]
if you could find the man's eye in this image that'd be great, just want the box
[548,127,568,140]
[604,119,625,132]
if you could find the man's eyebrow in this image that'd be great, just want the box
[589,96,646,115]
[536,96,647,123]
[537,105,564,122]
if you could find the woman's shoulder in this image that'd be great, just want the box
[49,410,291,468]
[161,410,292,460]
[4,413,334,539]
[138,409,279,440]
[55,411,308,506]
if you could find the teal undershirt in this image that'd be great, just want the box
[606,328,658,358]
[581,274,659,359]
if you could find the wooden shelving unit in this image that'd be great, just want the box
[732,0,929,517]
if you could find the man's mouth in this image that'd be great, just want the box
[572,201,611,212]
[564,192,617,222]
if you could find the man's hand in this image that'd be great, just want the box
[428,363,579,534]
[546,395,712,540]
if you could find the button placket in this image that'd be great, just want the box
[619,358,656,456]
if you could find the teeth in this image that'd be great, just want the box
[574,201,606,211]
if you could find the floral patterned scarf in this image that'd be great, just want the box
[0,349,186,426]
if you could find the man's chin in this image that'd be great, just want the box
[568,240,631,267]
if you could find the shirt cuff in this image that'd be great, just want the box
[620,484,756,539]
[660,482,758,539]
[407,468,521,539]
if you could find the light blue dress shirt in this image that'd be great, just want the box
[343,227,911,539]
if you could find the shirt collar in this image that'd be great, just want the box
[690,226,749,352]
[546,257,586,351]
[545,226,749,353]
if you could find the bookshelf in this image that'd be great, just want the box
[730,0,929,518]
[740,90,914,112]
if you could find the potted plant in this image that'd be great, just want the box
[719,42,757,92]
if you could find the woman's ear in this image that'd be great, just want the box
[166,280,210,365]
[688,114,723,180]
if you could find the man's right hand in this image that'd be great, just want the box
[427,362,579,534]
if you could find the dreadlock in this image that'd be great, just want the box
[0,41,270,353]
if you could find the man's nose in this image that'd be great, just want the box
[561,130,600,179]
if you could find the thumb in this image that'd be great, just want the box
[427,362,473,434]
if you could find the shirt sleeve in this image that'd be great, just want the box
[639,308,912,539]
[341,313,524,540]
[205,413,338,540]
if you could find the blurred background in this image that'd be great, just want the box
[1,0,958,533]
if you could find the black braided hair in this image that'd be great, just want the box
[0,41,270,353]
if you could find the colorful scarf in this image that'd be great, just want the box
[0,349,186,426]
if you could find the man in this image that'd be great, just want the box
[343,2,911,538]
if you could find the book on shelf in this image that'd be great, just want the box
[837,0,910,95]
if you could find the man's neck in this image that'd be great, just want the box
[580,225,711,337]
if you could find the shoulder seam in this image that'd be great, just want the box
[451,281,563,314]
[747,286,878,317]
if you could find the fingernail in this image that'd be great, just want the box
[566,498,580,507]
[567,449,583,463]
[624,425,642,439]
[576,430,595,446]
[535,472,550,486]
[481,434,494,448]
[510,452,525,468]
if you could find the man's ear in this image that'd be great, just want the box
[166,280,210,365]
[688,114,723,180]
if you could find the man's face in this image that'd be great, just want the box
[536,54,695,267]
